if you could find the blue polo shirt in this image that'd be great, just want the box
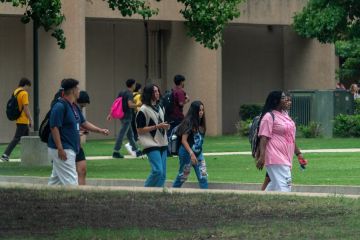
[48,99,85,153]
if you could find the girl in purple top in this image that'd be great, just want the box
[256,91,307,192]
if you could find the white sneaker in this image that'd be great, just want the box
[125,143,136,157]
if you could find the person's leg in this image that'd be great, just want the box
[193,154,208,189]
[126,122,138,151]
[76,148,86,185]
[172,146,191,188]
[157,149,167,187]
[261,172,271,191]
[48,148,61,185]
[113,119,131,156]
[3,124,29,158]
[144,150,163,187]
[265,165,291,192]
[49,149,78,186]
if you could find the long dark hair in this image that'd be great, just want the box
[177,100,206,136]
[141,83,161,106]
[259,91,283,122]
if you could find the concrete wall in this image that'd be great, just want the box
[85,20,146,139]
[165,22,223,135]
[0,16,28,143]
[222,25,284,134]
[283,26,337,90]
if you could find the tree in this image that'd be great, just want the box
[0,0,66,48]
[293,0,360,83]
[105,0,245,50]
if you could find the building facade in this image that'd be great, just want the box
[0,0,337,142]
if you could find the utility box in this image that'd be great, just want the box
[289,90,354,138]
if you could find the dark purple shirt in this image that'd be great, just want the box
[170,86,186,120]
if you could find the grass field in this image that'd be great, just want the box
[1,187,360,239]
[2,136,360,158]
[0,152,359,185]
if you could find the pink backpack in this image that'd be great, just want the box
[110,96,125,119]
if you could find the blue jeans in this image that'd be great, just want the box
[114,118,137,152]
[144,149,167,187]
[173,145,208,189]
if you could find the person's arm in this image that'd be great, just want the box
[294,144,303,159]
[81,121,109,135]
[127,100,137,109]
[137,122,169,135]
[256,136,268,170]
[23,104,33,127]
[181,133,198,165]
[50,127,67,160]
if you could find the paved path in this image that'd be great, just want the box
[6,148,360,162]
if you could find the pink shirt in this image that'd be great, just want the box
[258,111,296,167]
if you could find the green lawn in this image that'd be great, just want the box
[1,152,359,185]
[2,187,360,239]
[1,136,360,158]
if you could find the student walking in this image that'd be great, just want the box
[108,79,142,158]
[131,83,142,141]
[256,91,307,192]
[136,84,170,187]
[167,75,190,136]
[260,93,307,191]
[173,101,208,189]
[48,79,109,186]
[1,78,32,162]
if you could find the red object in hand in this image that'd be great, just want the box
[298,156,308,166]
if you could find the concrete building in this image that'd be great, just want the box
[0,0,337,143]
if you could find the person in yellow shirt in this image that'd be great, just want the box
[131,83,142,141]
[1,78,32,162]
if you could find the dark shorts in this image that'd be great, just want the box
[76,147,86,162]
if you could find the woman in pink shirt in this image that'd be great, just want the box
[256,91,306,192]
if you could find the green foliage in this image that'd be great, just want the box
[178,0,244,49]
[105,0,159,19]
[333,114,360,137]
[235,119,252,137]
[239,104,262,121]
[293,0,360,82]
[0,0,66,49]
[354,98,360,114]
[298,122,322,138]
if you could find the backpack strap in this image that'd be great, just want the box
[14,89,25,112]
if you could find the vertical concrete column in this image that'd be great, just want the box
[166,22,222,135]
[283,26,337,90]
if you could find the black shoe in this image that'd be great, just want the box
[112,152,124,158]
[1,154,9,162]
[135,150,143,157]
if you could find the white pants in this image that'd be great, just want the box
[265,165,292,192]
[48,148,78,186]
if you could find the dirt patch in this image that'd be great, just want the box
[0,187,349,238]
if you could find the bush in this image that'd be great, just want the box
[235,119,252,137]
[333,114,360,137]
[298,122,322,138]
[239,104,262,121]
[354,99,360,115]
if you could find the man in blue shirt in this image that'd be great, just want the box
[48,78,109,185]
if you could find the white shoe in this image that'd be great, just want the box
[125,143,136,157]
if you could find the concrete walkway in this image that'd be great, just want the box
[6,148,360,162]
[0,182,359,199]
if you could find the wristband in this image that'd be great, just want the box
[296,152,302,156]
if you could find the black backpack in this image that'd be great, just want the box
[160,90,174,121]
[249,112,274,158]
[39,99,67,143]
[168,124,181,155]
[6,90,24,121]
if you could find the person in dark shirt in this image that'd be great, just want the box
[168,74,190,137]
[107,79,142,158]
[48,79,109,186]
